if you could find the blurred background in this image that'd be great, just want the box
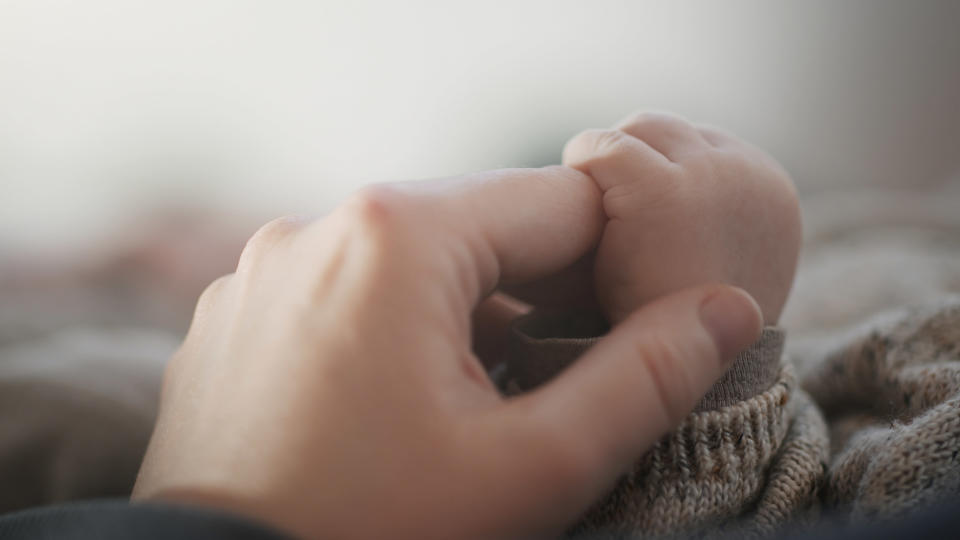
[4,0,960,253]
[0,0,959,512]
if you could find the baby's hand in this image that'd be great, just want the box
[564,112,801,325]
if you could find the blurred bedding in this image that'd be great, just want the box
[784,175,960,368]
[0,211,251,511]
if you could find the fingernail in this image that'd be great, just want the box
[698,287,762,365]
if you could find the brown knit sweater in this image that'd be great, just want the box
[496,298,960,538]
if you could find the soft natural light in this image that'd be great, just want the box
[2,0,958,251]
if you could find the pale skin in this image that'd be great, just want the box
[565,112,801,325]
[133,112,799,539]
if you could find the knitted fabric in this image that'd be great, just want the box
[801,299,960,523]
[499,299,960,538]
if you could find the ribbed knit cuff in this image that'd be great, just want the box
[502,310,784,412]
[569,365,796,537]
[494,310,807,536]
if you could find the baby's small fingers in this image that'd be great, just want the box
[695,124,755,152]
[696,124,734,147]
[616,111,710,161]
[697,124,793,181]
[562,128,672,191]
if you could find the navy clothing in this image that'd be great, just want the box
[0,500,291,539]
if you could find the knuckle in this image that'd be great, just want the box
[257,215,305,241]
[620,110,690,132]
[239,216,303,268]
[192,274,234,325]
[330,184,425,263]
[695,124,734,146]
[197,274,232,305]
[568,128,634,166]
[594,128,634,157]
[340,184,413,233]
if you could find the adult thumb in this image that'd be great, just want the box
[499,284,762,521]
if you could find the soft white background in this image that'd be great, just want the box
[2,0,959,253]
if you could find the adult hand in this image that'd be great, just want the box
[132,167,762,539]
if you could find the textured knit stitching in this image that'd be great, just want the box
[499,299,960,538]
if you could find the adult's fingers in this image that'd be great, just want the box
[407,166,605,305]
[485,285,762,522]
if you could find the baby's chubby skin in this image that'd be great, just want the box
[564,112,802,326]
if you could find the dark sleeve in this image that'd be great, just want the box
[0,499,293,540]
